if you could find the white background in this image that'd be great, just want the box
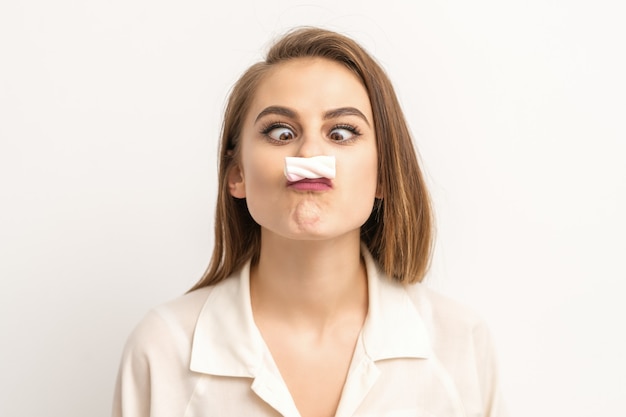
[1,0,624,416]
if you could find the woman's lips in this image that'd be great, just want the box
[287,178,333,191]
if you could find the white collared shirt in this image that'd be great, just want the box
[113,249,507,417]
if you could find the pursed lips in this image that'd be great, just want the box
[286,178,333,191]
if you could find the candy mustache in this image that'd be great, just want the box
[284,156,336,182]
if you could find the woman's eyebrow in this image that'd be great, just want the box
[255,106,296,122]
[255,106,370,126]
[324,107,370,126]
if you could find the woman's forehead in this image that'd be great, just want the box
[247,58,372,122]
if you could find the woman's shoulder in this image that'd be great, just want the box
[402,283,508,415]
[403,282,495,351]
[113,286,221,415]
[121,285,215,358]
[405,283,485,324]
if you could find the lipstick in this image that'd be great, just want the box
[287,178,333,191]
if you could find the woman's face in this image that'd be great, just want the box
[229,57,379,242]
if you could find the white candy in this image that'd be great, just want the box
[284,156,336,182]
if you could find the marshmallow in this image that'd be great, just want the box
[284,156,336,182]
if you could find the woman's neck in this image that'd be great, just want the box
[250,230,368,331]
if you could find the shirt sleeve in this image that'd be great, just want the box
[112,311,159,417]
[407,284,509,416]
[111,308,198,417]
[472,320,508,417]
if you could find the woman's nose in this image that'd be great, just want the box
[295,130,326,157]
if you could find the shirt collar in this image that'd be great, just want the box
[190,260,263,377]
[189,247,431,377]
[359,247,432,361]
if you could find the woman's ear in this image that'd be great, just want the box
[228,163,246,198]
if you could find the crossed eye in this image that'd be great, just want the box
[265,125,358,142]
[266,126,295,141]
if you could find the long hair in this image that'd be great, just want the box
[189,27,432,290]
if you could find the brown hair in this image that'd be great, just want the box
[190,27,432,290]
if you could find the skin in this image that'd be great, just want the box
[229,58,379,240]
[228,57,379,417]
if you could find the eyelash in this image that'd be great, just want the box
[260,121,292,136]
[259,121,363,144]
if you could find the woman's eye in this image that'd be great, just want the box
[329,126,357,142]
[266,126,295,141]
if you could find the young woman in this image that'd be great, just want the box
[113,27,506,417]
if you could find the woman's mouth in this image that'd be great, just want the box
[286,178,333,191]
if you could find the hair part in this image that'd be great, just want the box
[189,27,433,291]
